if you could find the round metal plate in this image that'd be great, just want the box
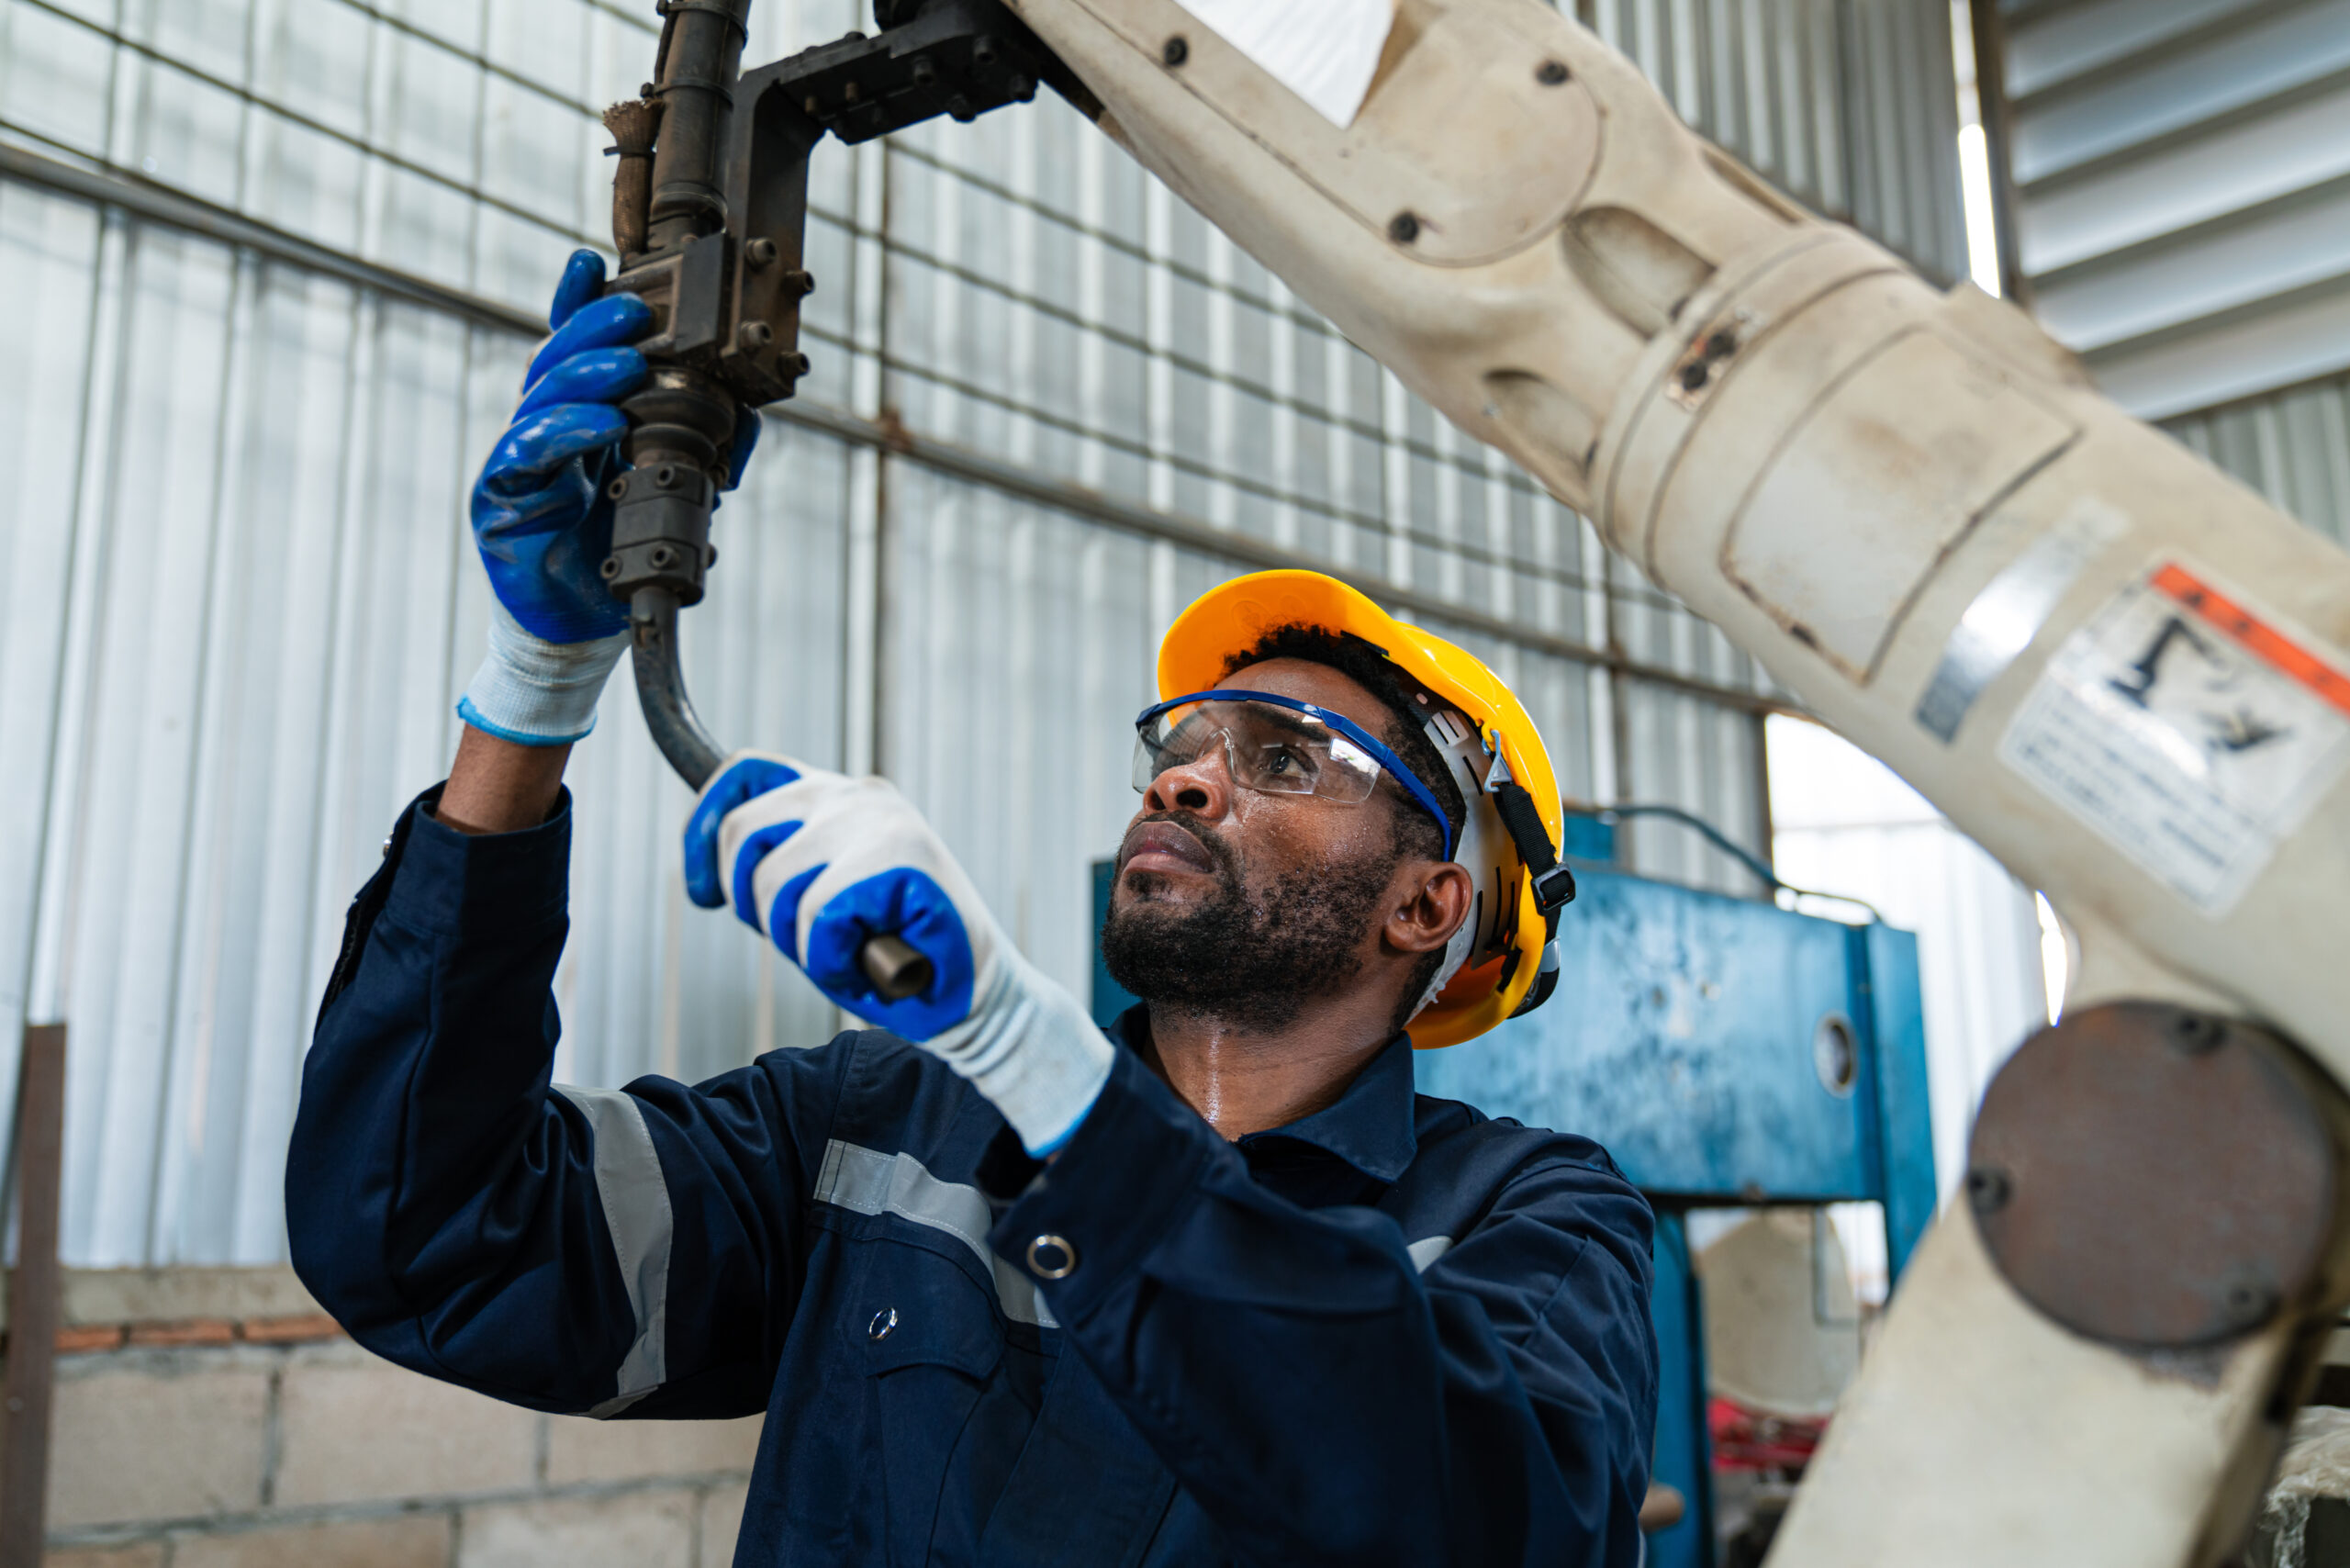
[1967,1002,2335,1348]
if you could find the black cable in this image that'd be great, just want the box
[1566,803,1886,925]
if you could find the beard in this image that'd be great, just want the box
[1099,814,1397,1031]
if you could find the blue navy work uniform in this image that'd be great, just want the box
[287,789,1660,1567]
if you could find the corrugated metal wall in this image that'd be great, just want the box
[2163,367,2350,547]
[1987,0,2350,610]
[0,174,864,1259]
[0,0,1956,1264]
[1991,0,2350,420]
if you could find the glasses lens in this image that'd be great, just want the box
[1132,707,1213,792]
[1130,700,1382,804]
[1222,705,1379,801]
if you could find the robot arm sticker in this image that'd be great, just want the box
[1999,562,2350,915]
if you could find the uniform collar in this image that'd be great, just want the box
[1113,1009,1421,1183]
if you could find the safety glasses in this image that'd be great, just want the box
[1131,689,1455,860]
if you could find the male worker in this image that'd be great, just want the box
[286,253,1657,1567]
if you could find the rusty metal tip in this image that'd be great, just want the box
[602,97,664,152]
[861,935,934,1002]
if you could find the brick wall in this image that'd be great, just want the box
[1,1270,760,1568]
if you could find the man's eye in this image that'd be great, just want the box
[1266,747,1311,778]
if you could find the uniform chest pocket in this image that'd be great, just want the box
[859,1238,1015,1568]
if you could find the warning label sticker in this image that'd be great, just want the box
[1999,562,2350,914]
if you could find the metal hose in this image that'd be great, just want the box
[629,587,726,789]
[630,588,932,1000]
[610,0,927,1005]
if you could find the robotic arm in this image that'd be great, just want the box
[607,2,2350,1559]
[981,2,2350,1562]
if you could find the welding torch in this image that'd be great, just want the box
[598,0,1076,1002]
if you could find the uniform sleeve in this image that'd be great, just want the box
[286,788,852,1419]
[982,1048,1658,1568]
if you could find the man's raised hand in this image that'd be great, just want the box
[456,250,759,746]
[686,755,1112,1155]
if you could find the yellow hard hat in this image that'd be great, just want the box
[1156,570,1573,1048]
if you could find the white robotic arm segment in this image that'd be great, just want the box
[1009,0,2350,1053]
[1000,1,2350,1562]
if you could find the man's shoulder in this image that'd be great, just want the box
[1410,1091,1637,1190]
[1405,1092,1651,1233]
[1400,1100,1663,1279]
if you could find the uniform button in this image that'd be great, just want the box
[868,1306,898,1341]
[1025,1235,1077,1280]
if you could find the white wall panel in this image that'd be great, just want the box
[0,191,860,1263]
[0,0,873,322]
[3,0,1967,1263]
[0,211,491,1262]
[0,181,100,1090]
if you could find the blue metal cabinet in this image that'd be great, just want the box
[1418,871,1935,1260]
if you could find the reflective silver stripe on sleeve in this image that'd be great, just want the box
[1407,1236,1454,1271]
[554,1086,675,1416]
[814,1140,1058,1328]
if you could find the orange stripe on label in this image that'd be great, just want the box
[2151,563,2350,719]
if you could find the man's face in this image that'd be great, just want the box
[1100,658,1436,1027]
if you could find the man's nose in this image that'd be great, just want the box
[1143,738,1237,819]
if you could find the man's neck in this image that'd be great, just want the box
[1137,1000,1398,1141]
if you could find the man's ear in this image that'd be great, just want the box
[1385,861,1474,956]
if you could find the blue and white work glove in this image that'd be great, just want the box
[686,755,1114,1156]
[457,250,760,745]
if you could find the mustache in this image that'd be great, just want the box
[1118,812,1240,882]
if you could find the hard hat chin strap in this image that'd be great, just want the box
[1466,733,1579,1025]
[1485,775,1578,931]
[1481,734,1575,1021]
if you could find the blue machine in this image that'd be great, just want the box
[1090,846,1936,1568]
